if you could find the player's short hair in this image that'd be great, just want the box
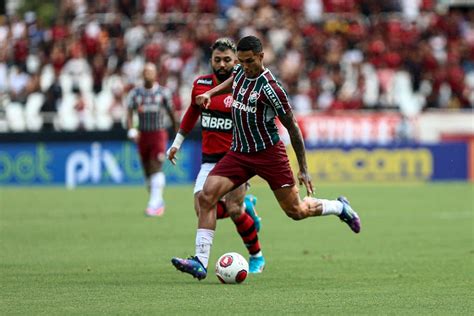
[211,38,236,53]
[237,36,262,53]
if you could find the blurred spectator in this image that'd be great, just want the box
[0,46,7,94]
[124,17,147,54]
[91,54,106,94]
[0,15,9,45]
[40,71,62,131]
[72,86,93,130]
[61,44,92,94]
[103,68,126,130]
[8,65,30,105]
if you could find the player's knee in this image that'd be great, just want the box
[198,190,217,212]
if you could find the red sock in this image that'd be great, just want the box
[233,212,261,255]
[216,201,229,219]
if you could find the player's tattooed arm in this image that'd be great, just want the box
[279,111,314,195]
[279,111,307,171]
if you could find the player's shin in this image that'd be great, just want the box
[148,172,165,209]
[301,197,324,217]
[232,211,261,255]
[320,199,343,216]
[195,228,214,268]
[301,197,343,216]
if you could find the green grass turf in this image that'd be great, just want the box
[1,182,473,315]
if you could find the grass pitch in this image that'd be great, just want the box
[1,182,473,315]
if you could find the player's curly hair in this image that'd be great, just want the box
[237,36,262,53]
[211,38,237,53]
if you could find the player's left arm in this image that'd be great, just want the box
[278,111,314,196]
[163,89,178,132]
[267,79,313,196]
[167,83,202,165]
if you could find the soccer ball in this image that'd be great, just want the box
[215,252,249,284]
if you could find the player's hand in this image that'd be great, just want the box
[297,170,314,196]
[195,92,211,109]
[127,128,139,143]
[166,147,178,165]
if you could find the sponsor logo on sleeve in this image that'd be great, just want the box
[263,84,282,109]
[197,78,213,86]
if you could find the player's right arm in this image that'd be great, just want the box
[126,89,139,143]
[166,82,202,165]
[195,75,233,108]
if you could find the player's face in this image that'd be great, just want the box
[143,64,157,84]
[237,50,264,78]
[211,49,237,82]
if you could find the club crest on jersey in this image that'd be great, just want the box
[224,95,233,108]
[249,91,260,102]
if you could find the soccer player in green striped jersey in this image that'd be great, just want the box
[171,36,361,280]
[126,63,178,217]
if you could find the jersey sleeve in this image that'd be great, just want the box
[179,81,201,133]
[263,80,292,116]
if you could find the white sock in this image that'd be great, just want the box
[195,228,214,268]
[148,172,165,209]
[250,251,263,258]
[320,199,343,216]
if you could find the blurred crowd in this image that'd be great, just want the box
[0,0,473,132]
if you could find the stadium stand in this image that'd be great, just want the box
[0,0,472,132]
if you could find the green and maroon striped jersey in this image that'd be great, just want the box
[127,83,174,131]
[230,64,292,153]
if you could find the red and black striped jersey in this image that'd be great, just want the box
[127,83,174,131]
[230,64,292,153]
[180,74,234,163]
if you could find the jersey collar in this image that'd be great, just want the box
[244,68,269,81]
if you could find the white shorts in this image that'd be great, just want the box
[193,163,216,194]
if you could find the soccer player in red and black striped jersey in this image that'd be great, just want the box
[172,36,361,281]
[167,38,265,273]
[126,63,178,217]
